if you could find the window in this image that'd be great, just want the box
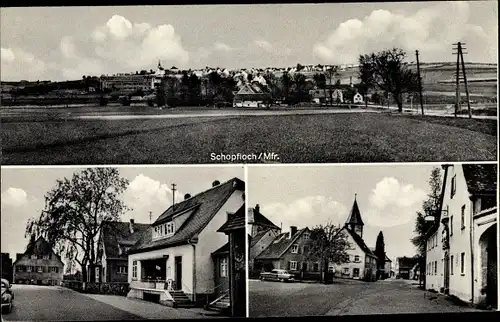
[354,255,360,263]
[450,256,454,275]
[42,255,49,260]
[303,233,310,239]
[434,261,437,275]
[220,258,228,277]
[291,244,299,254]
[289,261,297,270]
[460,253,465,275]
[460,205,466,229]
[342,267,349,275]
[450,215,453,236]
[153,222,175,239]
[132,261,138,279]
[50,267,59,273]
[441,259,444,276]
[27,266,32,272]
[118,266,127,274]
[353,268,360,278]
[328,264,335,273]
[451,175,457,198]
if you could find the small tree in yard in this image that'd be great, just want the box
[359,48,419,112]
[305,223,350,283]
[25,168,130,286]
[374,231,386,279]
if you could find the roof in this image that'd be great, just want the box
[218,204,246,233]
[385,254,392,262]
[343,228,376,258]
[345,197,364,226]
[462,164,497,195]
[130,178,245,253]
[13,236,63,266]
[101,221,149,259]
[247,207,280,230]
[397,256,417,269]
[255,228,309,260]
[212,242,229,256]
[250,229,271,248]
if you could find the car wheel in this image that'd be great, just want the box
[279,278,284,282]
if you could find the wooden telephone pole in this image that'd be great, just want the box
[452,42,472,118]
[171,183,177,211]
[149,211,153,224]
[415,50,425,115]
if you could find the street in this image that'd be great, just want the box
[2,285,214,321]
[249,278,483,317]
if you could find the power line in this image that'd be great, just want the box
[452,42,472,118]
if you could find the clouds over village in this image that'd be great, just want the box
[313,1,496,64]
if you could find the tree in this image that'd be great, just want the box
[375,231,385,279]
[281,72,292,104]
[326,66,340,106]
[188,73,202,105]
[25,168,130,284]
[304,223,350,283]
[313,73,327,105]
[180,72,190,104]
[358,48,419,112]
[291,73,309,104]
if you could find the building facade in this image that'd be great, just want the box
[127,178,245,308]
[13,237,64,285]
[425,164,497,308]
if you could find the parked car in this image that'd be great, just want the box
[1,278,14,314]
[260,269,295,282]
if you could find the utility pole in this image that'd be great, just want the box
[452,42,471,118]
[171,183,177,211]
[415,50,425,115]
[149,211,153,224]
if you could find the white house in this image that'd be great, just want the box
[233,82,272,108]
[331,196,377,281]
[425,164,497,308]
[127,178,245,308]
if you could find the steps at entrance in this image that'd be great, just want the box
[204,293,231,315]
[170,290,195,308]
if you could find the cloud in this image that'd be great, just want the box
[122,174,183,223]
[1,47,47,81]
[213,42,234,52]
[60,36,77,59]
[313,1,494,63]
[254,40,274,52]
[1,188,29,207]
[364,177,426,228]
[261,196,348,231]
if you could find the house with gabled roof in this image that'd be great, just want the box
[247,204,281,272]
[254,226,318,276]
[13,236,64,285]
[425,164,497,308]
[95,219,149,283]
[233,82,272,108]
[330,196,377,281]
[126,178,245,309]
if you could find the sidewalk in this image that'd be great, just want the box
[78,293,224,319]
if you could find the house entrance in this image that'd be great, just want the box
[353,268,360,279]
[443,252,450,293]
[485,225,497,307]
[175,256,182,290]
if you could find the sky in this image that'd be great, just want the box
[1,1,497,81]
[247,163,443,263]
[0,165,244,259]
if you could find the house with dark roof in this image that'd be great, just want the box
[233,82,272,108]
[12,236,64,285]
[126,178,245,309]
[247,204,281,272]
[396,256,418,279]
[95,219,149,283]
[424,164,497,308]
[331,196,377,281]
[254,226,318,277]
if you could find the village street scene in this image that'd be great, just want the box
[247,164,497,317]
[1,2,498,165]
[0,166,246,320]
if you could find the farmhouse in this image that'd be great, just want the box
[95,219,149,283]
[13,236,64,285]
[126,178,245,308]
[233,82,272,108]
[425,164,497,308]
[331,196,377,281]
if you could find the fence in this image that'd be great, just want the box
[62,280,129,296]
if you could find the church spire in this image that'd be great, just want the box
[158,60,162,70]
[345,194,364,238]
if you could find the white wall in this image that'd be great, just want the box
[444,165,474,302]
[196,189,244,294]
[426,228,443,290]
[332,232,366,279]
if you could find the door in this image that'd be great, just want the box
[174,256,182,290]
[487,230,498,307]
[353,268,360,279]
[443,253,450,292]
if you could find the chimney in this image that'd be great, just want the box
[129,219,135,234]
[290,226,297,238]
[212,180,220,187]
[254,204,260,214]
[184,193,191,200]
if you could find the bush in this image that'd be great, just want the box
[85,282,129,296]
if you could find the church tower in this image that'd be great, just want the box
[345,194,364,238]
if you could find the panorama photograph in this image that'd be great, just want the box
[1,1,498,164]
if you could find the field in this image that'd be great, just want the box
[1,109,496,164]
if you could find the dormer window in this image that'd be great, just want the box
[303,233,310,240]
[153,221,176,240]
[291,244,299,254]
